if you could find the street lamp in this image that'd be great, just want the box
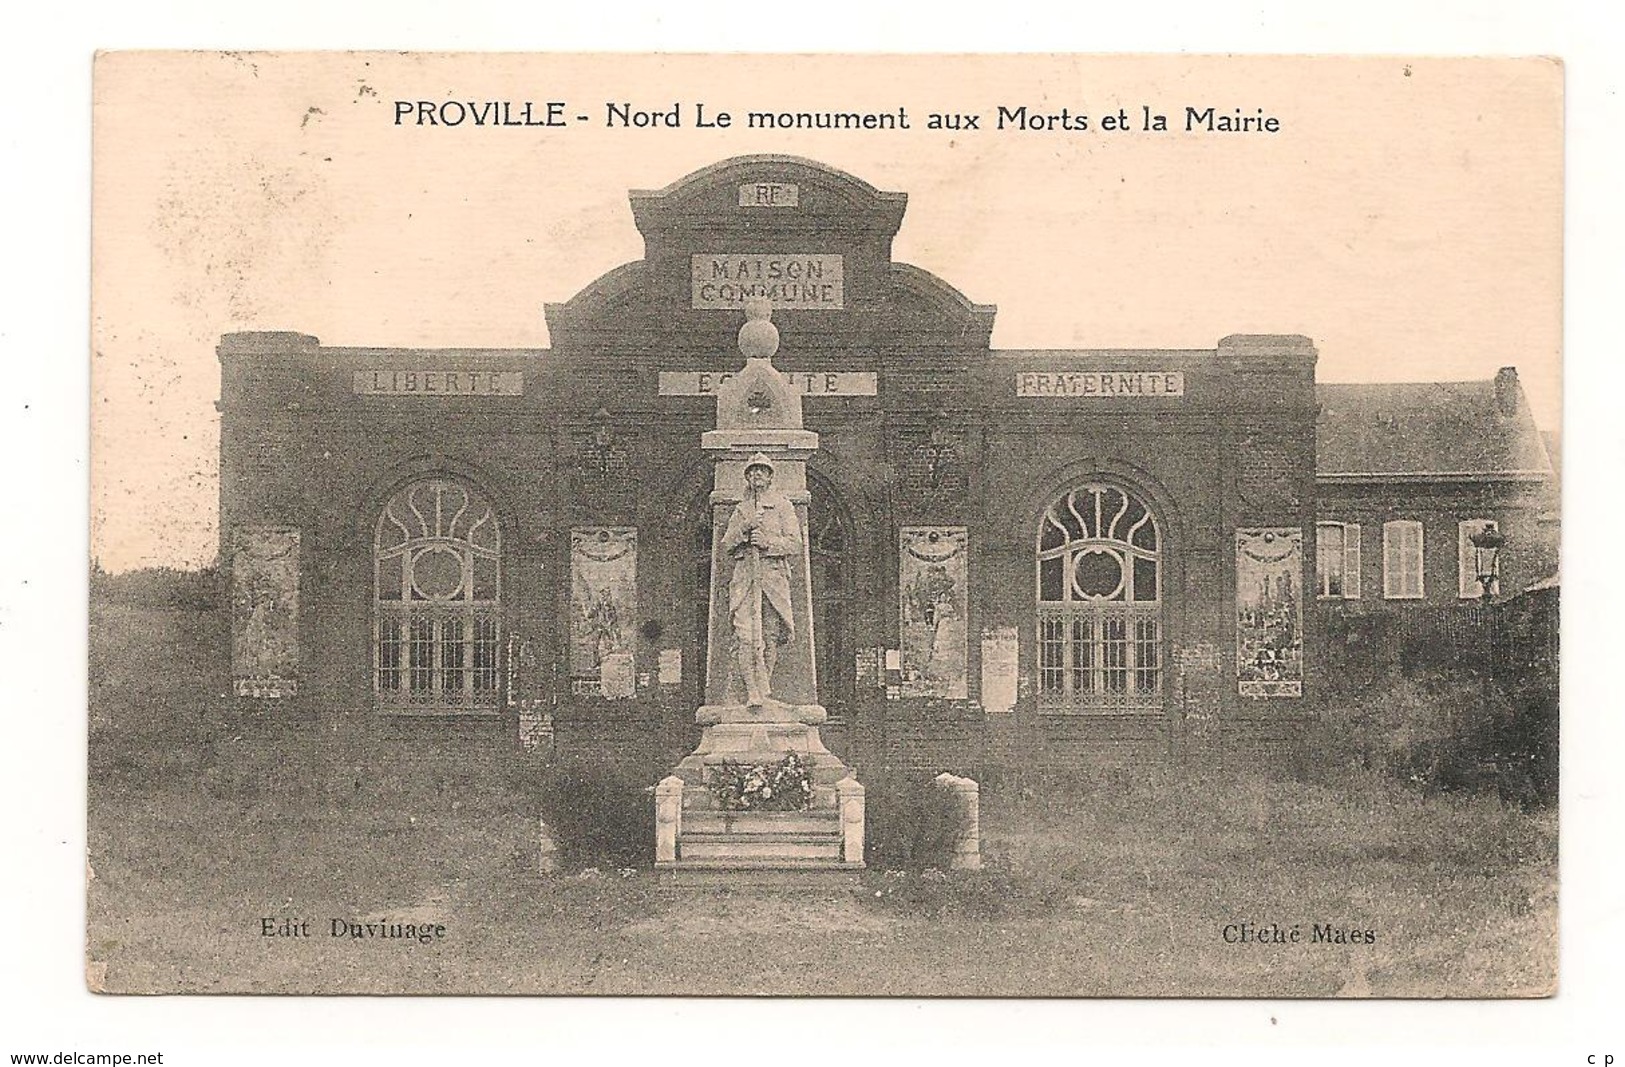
[1469,525,1508,758]
[1470,524,1507,604]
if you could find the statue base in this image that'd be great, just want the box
[696,699,827,725]
[655,707,865,871]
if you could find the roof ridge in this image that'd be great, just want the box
[1316,379,1496,389]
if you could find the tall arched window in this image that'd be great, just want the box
[375,478,501,712]
[807,473,853,710]
[1036,482,1162,711]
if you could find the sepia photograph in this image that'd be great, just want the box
[86,52,1562,999]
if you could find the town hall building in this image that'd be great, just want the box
[217,155,1557,780]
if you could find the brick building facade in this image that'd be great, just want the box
[216,155,1557,781]
[1313,374,1559,671]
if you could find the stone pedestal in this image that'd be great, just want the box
[934,772,982,870]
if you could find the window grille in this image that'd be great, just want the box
[374,479,501,712]
[1035,483,1162,712]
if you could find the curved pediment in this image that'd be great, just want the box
[630,154,907,239]
[545,157,996,350]
[542,261,647,338]
[890,263,997,339]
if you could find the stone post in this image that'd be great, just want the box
[934,772,982,870]
[837,775,866,865]
[654,775,684,867]
[537,816,559,874]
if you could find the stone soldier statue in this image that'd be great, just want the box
[722,452,802,707]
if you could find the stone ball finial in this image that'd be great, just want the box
[738,297,780,361]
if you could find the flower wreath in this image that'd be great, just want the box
[705,752,815,812]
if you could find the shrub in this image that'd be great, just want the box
[1490,670,1558,807]
[1319,667,1556,808]
[90,564,222,610]
[863,774,967,871]
[535,762,656,870]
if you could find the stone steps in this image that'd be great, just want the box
[654,741,866,873]
[679,836,843,862]
[665,807,855,869]
[657,865,864,890]
[663,856,866,871]
[680,794,841,813]
[681,812,836,835]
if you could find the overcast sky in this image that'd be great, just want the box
[92,53,1561,571]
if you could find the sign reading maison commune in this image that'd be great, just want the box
[353,370,524,396]
[1015,371,1186,398]
[691,253,844,310]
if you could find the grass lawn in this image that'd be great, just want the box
[86,744,1554,997]
[86,598,1556,997]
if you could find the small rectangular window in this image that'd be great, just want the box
[1133,619,1160,693]
[1102,618,1129,693]
[1343,525,1362,600]
[1039,616,1066,694]
[1316,523,1345,598]
[473,614,500,693]
[1070,618,1092,695]
[409,616,436,692]
[440,618,465,700]
[377,617,402,692]
[1317,523,1363,599]
[1383,520,1425,600]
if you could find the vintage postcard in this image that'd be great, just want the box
[88,52,1561,997]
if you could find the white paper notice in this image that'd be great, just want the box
[599,652,635,699]
[658,648,682,686]
[980,627,1018,714]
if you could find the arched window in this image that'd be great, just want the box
[807,473,853,709]
[374,478,501,712]
[1036,482,1162,711]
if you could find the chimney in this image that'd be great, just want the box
[1494,366,1519,417]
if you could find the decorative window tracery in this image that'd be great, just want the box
[1035,483,1163,711]
[374,478,501,712]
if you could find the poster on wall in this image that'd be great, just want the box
[229,526,300,698]
[1235,527,1304,698]
[899,527,969,698]
[506,636,552,751]
[570,527,637,698]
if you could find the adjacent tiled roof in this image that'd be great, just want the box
[1316,378,1554,478]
